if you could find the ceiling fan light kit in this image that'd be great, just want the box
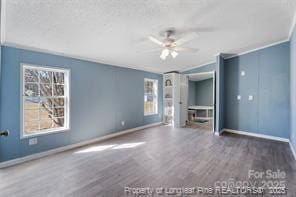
[147,28,199,60]
[171,51,178,58]
[159,49,178,60]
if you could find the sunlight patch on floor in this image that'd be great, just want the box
[74,142,145,154]
[112,142,145,149]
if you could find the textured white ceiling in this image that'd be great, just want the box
[2,0,296,73]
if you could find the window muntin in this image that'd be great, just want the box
[144,78,158,115]
[22,65,70,137]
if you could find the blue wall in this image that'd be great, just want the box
[188,79,213,106]
[224,42,290,138]
[184,42,290,138]
[290,26,296,150]
[188,81,197,106]
[0,46,163,162]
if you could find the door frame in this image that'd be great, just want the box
[185,71,216,133]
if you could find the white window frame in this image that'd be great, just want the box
[144,78,158,116]
[20,64,70,139]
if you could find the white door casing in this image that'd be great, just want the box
[179,74,188,127]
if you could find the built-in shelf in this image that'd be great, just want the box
[163,73,180,126]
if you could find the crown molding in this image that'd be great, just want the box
[1,42,163,74]
[224,39,289,60]
[180,60,216,73]
[180,38,289,73]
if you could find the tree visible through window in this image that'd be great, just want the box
[144,78,158,115]
[22,65,70,137]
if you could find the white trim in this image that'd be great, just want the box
[180,39,290,73]
[289,9,296,40]
[20,63,71,139]
[289,141,296,160]
[180,60,216,73]
[186,71,215,77]
[0,122,163,168]
[224,39,289,60]
[222,128,289,142]
[0,0,6,44]
[186,70,216,133]
[212,72,216,133]
[2,42,163,74]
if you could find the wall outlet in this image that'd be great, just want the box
[248,95,253,101]
[241,71,245,76]
[29,138,38,146]
[121,121,125,126]
[237,95,241,100]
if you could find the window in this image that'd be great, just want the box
[144,78,158,115]
[21,64,70,137]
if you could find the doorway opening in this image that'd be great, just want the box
[186,71,215,132]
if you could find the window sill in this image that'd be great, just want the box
[21,127,70,139]
[144,113,158,116]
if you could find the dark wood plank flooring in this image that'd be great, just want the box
[0,125,295,197]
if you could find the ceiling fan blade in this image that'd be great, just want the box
[136,48,161,53]
[148,35,163,46]
[174,32,199,46]
[174,47,199,53]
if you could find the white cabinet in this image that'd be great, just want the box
[163,73,181,127]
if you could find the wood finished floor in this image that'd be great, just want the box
[0,125,295,197]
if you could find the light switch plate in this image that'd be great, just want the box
[248,95,253,101]
[121,121,125,126]
[29,138,38,145]
[241,71,245,76]
[237,95,241,100]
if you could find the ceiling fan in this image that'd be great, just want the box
[146,29,199,60]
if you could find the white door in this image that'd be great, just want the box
[179,74,188,127]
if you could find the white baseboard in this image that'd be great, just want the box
[222,128,289,142]
[0,122,162,168]
[289,141,296,160]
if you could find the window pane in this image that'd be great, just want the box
[53,108,64,117]
[52,117,64,128]
[40,106,52,119]
[53,84,64,96]
[39,70,52,84]
[24,121,39,133]
[40,119,52,130]
[25,69,38,83]
[40,98,52,108]
[40,84,52,97]
[25,83,39,97]
[24,98,39,109]
[24,109,39,121]
[52,98,65,107]
[146,94,154,102]
[144,79,157,115]
[53,72,64,84]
